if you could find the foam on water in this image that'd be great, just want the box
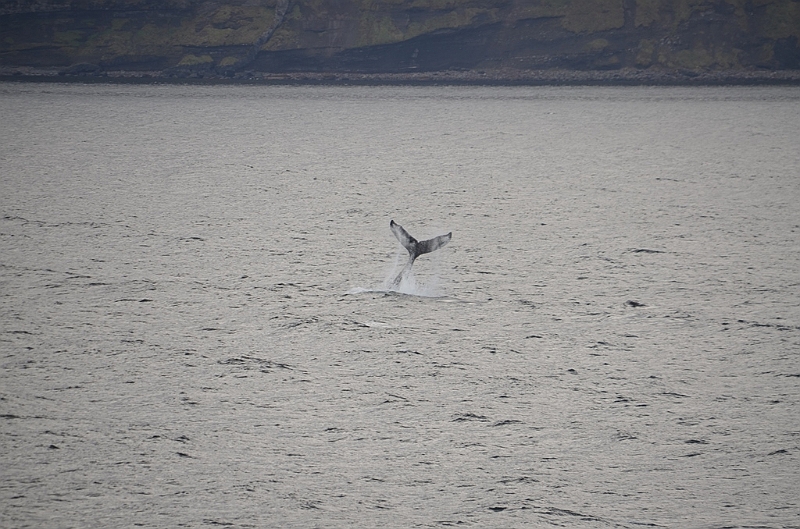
[384,245,447,297]
[345,244,449,297]
[345,274,445,298]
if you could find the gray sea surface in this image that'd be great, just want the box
[1,82,799,528]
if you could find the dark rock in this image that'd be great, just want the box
[59,63,102,76]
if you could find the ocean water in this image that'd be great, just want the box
[1,82,799,528]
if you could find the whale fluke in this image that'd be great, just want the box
[389,220,451,288]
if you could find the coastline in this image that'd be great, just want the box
[2,66,800,86]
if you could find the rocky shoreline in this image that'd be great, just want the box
[2,66,800,86]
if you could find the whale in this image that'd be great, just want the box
[389,220,452,288]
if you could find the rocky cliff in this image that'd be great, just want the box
[1,0,798,76]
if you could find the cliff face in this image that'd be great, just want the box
[1,0,799,74]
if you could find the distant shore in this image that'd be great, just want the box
[2,66,800,86]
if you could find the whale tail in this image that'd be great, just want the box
[389,220,451,288]
[390,220,451,260]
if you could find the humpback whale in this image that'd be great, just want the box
[389,220,452,288]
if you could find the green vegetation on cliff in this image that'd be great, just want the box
[1,0,798,73]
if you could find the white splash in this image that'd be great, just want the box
[382,248,445,297]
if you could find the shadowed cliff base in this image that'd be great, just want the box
[2,65,800,86]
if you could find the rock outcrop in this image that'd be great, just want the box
[1,0,798,76]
